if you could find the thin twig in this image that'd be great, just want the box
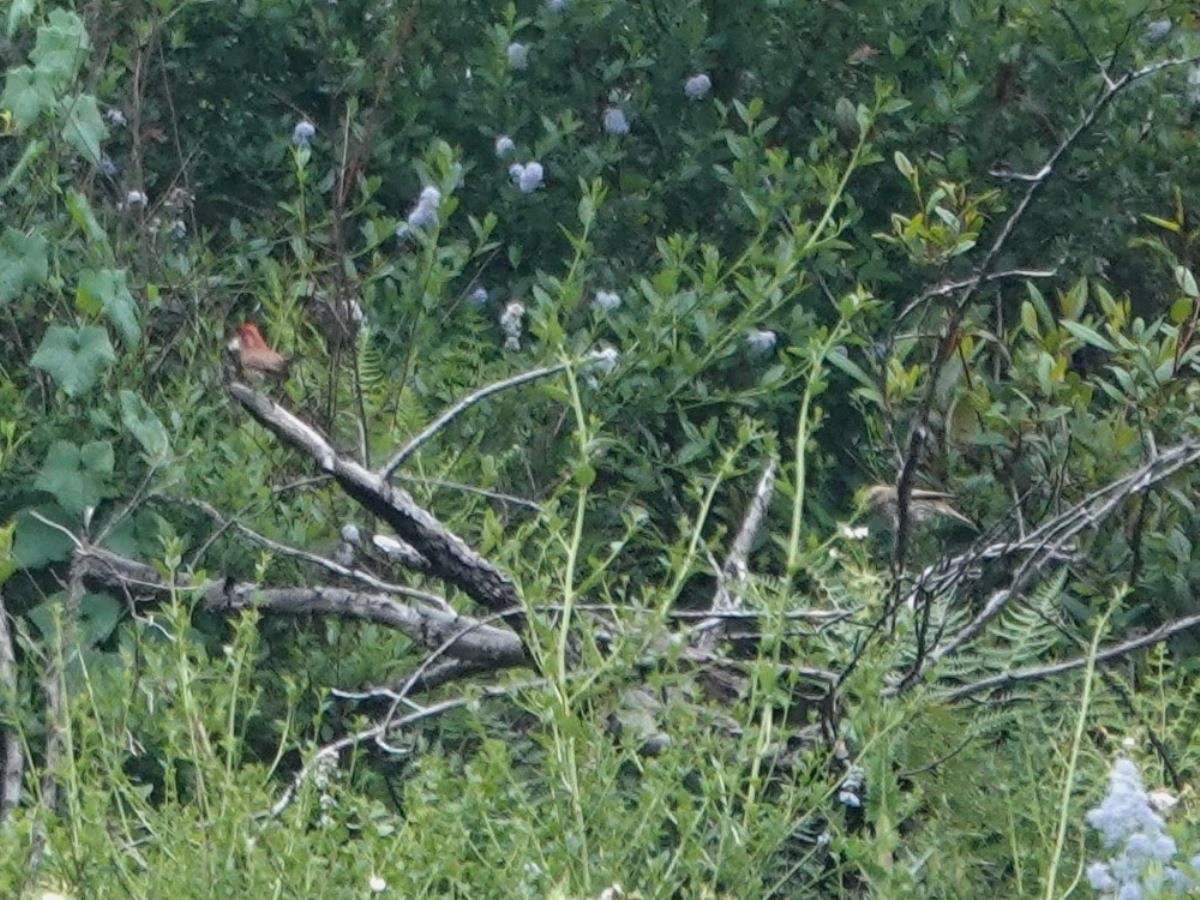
[380,362,569,478]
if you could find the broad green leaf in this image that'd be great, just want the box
[0,65,57,127]
[30,9,89,84]
[34,440,115,514]
[1061,278,1087,321]
[6,0,35,38]
[119,390,170,461]
[30,325,116,396]
[0,226,49,303]
[76,269,139,346]
[1060,319,1117,353]
[12,506,74,568]
[59,93,108,165]
[66,190,108,245]
[1173,265,1198,299]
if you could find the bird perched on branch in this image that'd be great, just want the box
[862,484,975,531]
[228,322,289,383]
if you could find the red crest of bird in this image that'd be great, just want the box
[230,322,289,381]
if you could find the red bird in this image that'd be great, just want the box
[229,322,289,382]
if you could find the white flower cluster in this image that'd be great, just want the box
[593,290,621,313]
[684,73,712,100]
[292,120,315,148]
[1085,758,1197,898]
[508,161,545,193]
[396,186,442,238]
[500,301,526,350]
[506,42,529,70]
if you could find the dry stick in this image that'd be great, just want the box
[72,545,524,667]
[939,609,1200,703]
[891,53,1200,583]
[380,361,570,478]
[0,592,22,821]
[227,383,523,625]
[694,457,778,653]
[160,495,442,608]
[889,438,1200,694]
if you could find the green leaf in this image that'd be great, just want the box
[1020,300,1040,339]
[0,226,49,303]
[66,190,108,246]
[59,93,108,165]
[1169,297,1191,325]
[119,390,170,461]
[0,65,57,127]
[0,520,16,589]
[1141,214,1181,233]
[34,440,115,514]
[12,506,75,568]
[76,269,139,346]
[6,0,35,39]
[1060,278,1087,321]
[30,9,89,84]
[30,325,116,396]
[574,463,596,488]
[1173,265,1198,299]
[1060,319,1116,353]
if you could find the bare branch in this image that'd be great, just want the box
[890,438,1200,694]
[161,495,442,608]
[695,457,778,652]
[227,383,522,621]
[72,545,527,667]
[0,593,21,821]
[380,362,569,478]
[939,609,1200,702]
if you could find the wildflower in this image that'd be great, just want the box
[840,524,869,541]
[1085,757,1193,898]
[125,190,148,209]
[368,875,386,892]
[500,301,525,351]
[509,161,545,193]
[1143,18,1171,45]
[100,155,118,178]
[603,107,629,135]
[470,287,489,306]
[104,108,127,128]
[405,185,441,230]
[168,219,187,241]
[292,120,316,148]
[506,42,529,70]
[586,345,619,375]
[746,328,777,354]
[494,135,515,157]
[593,290,621,313]
[684,73,712,100]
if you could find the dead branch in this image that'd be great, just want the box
[694,457,778,652]
[227,382,522,621]
[72,545,527,668]
[890,437,1200,694]
[939,609,1200,702]
[0,592,21,821]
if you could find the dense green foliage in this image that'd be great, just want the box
[2,0,1200,896]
